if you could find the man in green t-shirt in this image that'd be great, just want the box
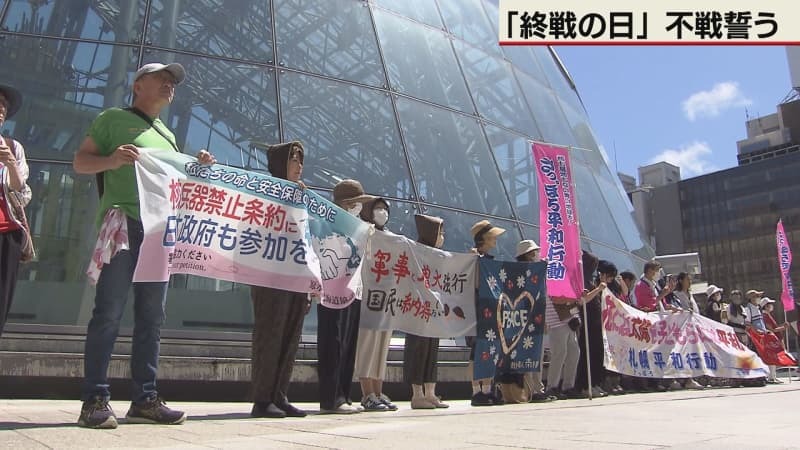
[73,62,216,429]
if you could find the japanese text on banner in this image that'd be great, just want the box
[601,288,768,379]
[473,258,547,379]
[133,149,369,306]
[359,230,476,338]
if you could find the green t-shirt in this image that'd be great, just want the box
[88,107,178,227]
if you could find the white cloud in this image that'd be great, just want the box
[650,141,717,177]
[682,82,752,121]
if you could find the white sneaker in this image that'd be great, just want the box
[320,404,360,414]
[685,379,705,390]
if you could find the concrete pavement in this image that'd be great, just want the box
[2,383,799,449]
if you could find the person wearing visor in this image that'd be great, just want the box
[468,220,505,406]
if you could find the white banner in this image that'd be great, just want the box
[133,149,370,306]
[601,288,768,379]
[359,230,477,338]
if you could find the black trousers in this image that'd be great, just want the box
[0,229,22,338]
[575,297,605,390]
[404,334,439,384]
[317,302,360,410]
[250,286,307,404]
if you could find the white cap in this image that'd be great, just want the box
[759,297,776,307]
[134,63,186,84]
[515,239,540,258]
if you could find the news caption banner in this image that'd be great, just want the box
[601,288,769,379]
[473,258,547,380]
[498,0,800,45]
[133,149,370,308]
[359,229,477,338]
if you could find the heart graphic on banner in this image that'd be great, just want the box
[496,291,535,355]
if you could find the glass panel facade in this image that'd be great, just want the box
[372,9,474,113]
[454,41,538,136]
[0,35,140,161]
[275,0,386,87]
[279,71,412,198]
[143,50,280,168]
[147,0,273,63]
[484,125,539,223]
[372,0,443,29]
[571,158,626,249]
[437,0,501,57]
[1,0,653,339]
[3,0,145,43]
[396,97,512,217]
[422,207,520,259]
[514,70,578,147]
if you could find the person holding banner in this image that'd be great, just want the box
[468,219,505,407]
[249,141,310,419]
[574,256,611,398]
[633,261,675,313]
[317,179,374,414]
[402,214,450,409]
[513,240,556,403]
[704,285,724,323]
[72,62,216,429]
[354,197,396,412]
[761,297,787,383]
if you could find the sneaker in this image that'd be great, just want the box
[685,379,705,390]
[320,403,360,414]
[378,393,398,411]
[77,397,118,429]
[668,380,683,391]
[545,388,566,400]
[530,392,554,403]
[410,396,436,409]
[275,401,307,418]
[767,378,784,384]
[126,397,186,425]
[362,394,389,412]
[470,392,493,406]
[251,402,286,419]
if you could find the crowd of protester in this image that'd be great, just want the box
[1,63,796,431]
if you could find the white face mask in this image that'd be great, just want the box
[346,203,363,217]
[373,208,389,227]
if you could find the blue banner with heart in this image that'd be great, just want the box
[473,258,547,379]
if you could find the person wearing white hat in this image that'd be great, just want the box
[760,297,787,384]
[513,240,556,403]
[73,62,216,429]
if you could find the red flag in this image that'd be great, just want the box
[747,329,796,366]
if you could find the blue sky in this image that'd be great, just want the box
[552,46,793,181]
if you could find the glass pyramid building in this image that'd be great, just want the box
[0,0,654,336]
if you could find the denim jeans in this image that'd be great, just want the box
[82,216,168,402]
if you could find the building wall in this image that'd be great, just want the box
[0,0,653,341]
[679,152,800,311]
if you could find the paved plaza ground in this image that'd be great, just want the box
[2,382,798,449]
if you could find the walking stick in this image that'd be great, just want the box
[582,298,593,400]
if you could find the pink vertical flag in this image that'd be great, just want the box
[776,219,796,312]
[533,142,583,301]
